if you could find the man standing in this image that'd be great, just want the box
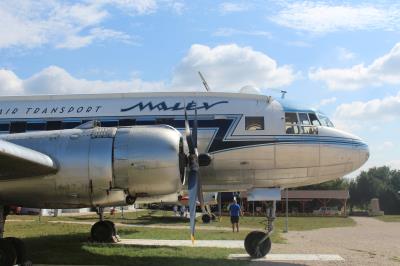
[229,198,241,232]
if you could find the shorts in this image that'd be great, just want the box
[230,216,239,224]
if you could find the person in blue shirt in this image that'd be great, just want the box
[228,198,242,232]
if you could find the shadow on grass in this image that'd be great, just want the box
[22,232,304,266]
[120,214,189,225]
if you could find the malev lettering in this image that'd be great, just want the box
[121,100,229,112]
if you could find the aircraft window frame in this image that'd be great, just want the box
[245,116,265,131]
[10,121,27,133]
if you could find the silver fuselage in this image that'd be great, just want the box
[0,92,369,208]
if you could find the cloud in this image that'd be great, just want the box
[309,42,400,90]
[0,44,296,95]
[213,28,272,38]
[315,97,337,109]
[105,0,158,15]
[0,66,165,95]
[333,92,400,124]
[219,2,249,14]
[162,0,185,15]
[0,1,158,50]
[271,1,400,34]
[171,44,296,91]
[337,47,356,61]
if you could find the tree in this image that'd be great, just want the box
[349,166,400,214]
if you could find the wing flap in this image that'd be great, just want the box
[0,140,58,179]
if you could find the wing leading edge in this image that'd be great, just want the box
[0,140,58,180]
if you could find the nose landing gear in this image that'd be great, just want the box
[244,201,276,258]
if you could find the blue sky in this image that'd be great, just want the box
[0,0,399,177]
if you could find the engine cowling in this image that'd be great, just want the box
[113,125,184,198]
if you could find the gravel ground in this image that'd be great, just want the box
[262,217,400,266]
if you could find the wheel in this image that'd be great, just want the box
[244,231,272,258]
[0,238,17,266]
[4,237,27,264]
[91,221,114,242]
[201,214,211,224]
[103,220,117,236]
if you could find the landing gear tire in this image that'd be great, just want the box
[244,231,271,258]
[0,238,17,266]
[91,221,115,243]
[103,221,117,236]
[201,214,211,224]
[4,237,28,265]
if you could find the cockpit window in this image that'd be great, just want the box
[298,113,310,125]
[308,113,321,126]
[285,112,300,134]
[245,116,264,131]
[318,113,334,127]
[285,112,318,135]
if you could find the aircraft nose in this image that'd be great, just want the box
[354,138,369,169]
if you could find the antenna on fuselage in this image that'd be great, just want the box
[280,90,287,99]
[198,71,211,92]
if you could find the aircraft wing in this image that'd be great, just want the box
[0,139,58,179]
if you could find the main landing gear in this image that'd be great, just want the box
[244,201,276,258]
[90,207,120,243]
[0,206,31,266]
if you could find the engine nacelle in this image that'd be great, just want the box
[113,126,183,198]
[0,125,184,208]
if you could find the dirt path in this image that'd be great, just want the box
[268,217,400,266]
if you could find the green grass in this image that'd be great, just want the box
[5,221,246,266]
[3,211,356,265]
[374,215,400,222]
[34,209,356,231]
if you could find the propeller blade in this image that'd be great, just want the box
[188,163,199,243]
[197,175,206,213]
[184,104,196,155]
[193,105,198,149]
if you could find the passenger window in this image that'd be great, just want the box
[46,121,62,130]
[0,123,10,132]
[245,117,264,131]
[155,118,174,126]
[27,122,46,131]
[62,120,82,129]
[119,119,136,126]
[101,120,118,127]
[10,121,26,133]
[285,113,300,134]
[308,113,321,126]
